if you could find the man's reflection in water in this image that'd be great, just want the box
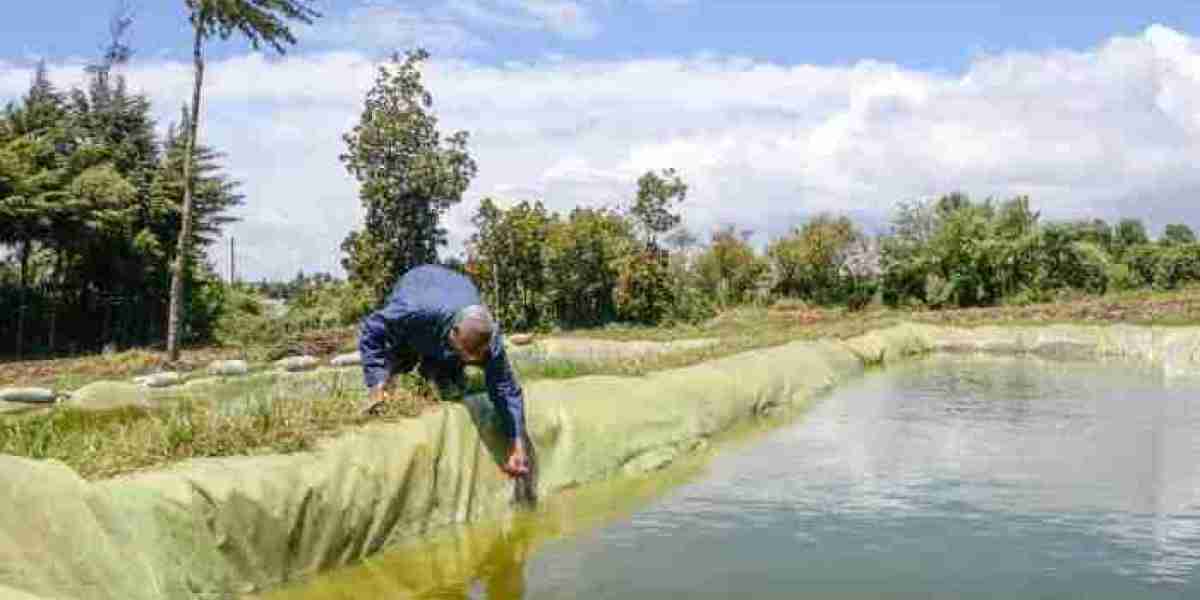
[477,520,533,599]
[423,518,535,600]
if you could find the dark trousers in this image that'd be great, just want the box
[389,345,466,394]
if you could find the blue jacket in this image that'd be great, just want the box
[358,265,526,440]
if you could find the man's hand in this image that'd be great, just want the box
[503,436,530,477]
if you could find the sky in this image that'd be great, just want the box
[2,1,1200,280]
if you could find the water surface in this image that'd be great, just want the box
[267,354,1200,599]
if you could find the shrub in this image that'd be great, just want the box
[1152,243,1200,290]
[613,249,676,325]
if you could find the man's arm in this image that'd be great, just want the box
[359,300,411,391]
[484,335,527,440]
[484,334,530,476]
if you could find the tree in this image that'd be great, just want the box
[151,111,243,343]
[880,194,1029,308]
[153,110,243,249]
[544,207,636,327]
[1112,218,1149,259]
[1065,218,1113,253]
[767,213,861,304]
[0,64,70,358]
[340,49,477,302]
[1162,224,1196,246]
[466,198,554,331]
[614,246,675,324]
[167,0,319,360]
[695,225,768,307]
[630,168,687,246]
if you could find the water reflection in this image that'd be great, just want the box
[255,438,721,600]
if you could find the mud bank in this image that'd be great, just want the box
[4,323,1200,599]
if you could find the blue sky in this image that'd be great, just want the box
[7,1,1197,71]
[3,2,1200,280]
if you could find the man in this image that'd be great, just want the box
[358,264,530,477]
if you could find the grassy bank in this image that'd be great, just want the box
[0,371,444,480]
[4,285,1200,480]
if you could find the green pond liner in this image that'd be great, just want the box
[4,322,1200,599]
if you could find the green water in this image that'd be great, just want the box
[265,355,1200,599]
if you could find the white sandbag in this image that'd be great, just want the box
[276,356,318,372]
[135,372,182,388]
[208,360,249,376]
[330,352,361,367]
[0,387,55,404]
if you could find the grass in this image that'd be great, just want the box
[6,284,1200,480]
[565,285,1200,344]
[0,371,439,480]
[0,326,359,391]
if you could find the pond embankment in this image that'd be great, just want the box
[4,322,1200,599]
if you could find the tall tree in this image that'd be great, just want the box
[466,198,554,330]
[167,0,318,360]
[1162,223,1196,246]
[340,49,478,302]
[546,207,636,326]
[631,168,687,247]
[1113,218,1149,257]
[0,64,70,358]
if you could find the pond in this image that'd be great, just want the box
[263,354,1200,599]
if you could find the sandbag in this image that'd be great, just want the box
[276,356,319,372]
[330,352,361,367]
[134,372,182,388]
[0,387,55,404]
[208,360,250,376]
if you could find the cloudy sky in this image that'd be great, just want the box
[2,1,1199,280]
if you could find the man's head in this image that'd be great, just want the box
[448,305,495,365]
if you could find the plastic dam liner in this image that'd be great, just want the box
[5,323,1200,599]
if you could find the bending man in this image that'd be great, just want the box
[357,264,529,477]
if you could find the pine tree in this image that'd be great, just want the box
[0,63,70,357]
[152,108,243,252]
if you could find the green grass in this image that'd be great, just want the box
[8,285,1200,480]
[0,371,436,480]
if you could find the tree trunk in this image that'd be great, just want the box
[15,240,30,360]
[167,26,204,362]
[47,251,62,354]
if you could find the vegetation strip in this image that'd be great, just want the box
[7,286,1200,480]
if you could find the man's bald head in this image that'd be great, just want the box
[450,305,495,364]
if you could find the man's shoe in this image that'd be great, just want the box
[359,397,385,416]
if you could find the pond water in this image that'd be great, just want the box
[264,354,1200,599]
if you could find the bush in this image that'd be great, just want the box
[613,249,676,325]
[695,226,768,307]
[182,268,228,344]
[1105,263,1138,293]
[666,281,716,324]
[842,276,878,312]
[1067,241,1111,295]
[288,280,374,329]
[1121,244,1161,287]
[1152,243,1200,290]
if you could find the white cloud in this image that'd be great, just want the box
[301,3,487,55]
[447,0,600,39]
[3,25,1200,280]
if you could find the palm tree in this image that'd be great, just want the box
[167,0,319,360]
